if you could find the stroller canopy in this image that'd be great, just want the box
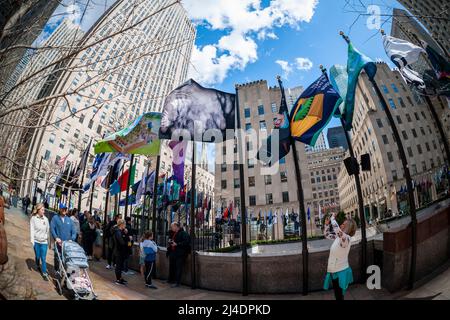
[62,241,89,269]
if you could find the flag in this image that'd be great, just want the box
[169,140,187,187]
[382,35,426,88]
[83,153,129,192]
[329,65,348,116]
[307,207,310,221]
[75,139,92,179]
[159,79,236,142]
[423,43,450,96]
[94,112,161,155]
[342,42,377,130]
[110,180,120,196]
[57,154,69,168]
[268,209,273,225]
[118,164,136,192]
[135,166,149,202]
[318,203,323,222]
[290,74,342,145]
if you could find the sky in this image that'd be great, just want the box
[39,0,409,171]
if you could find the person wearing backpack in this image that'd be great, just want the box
[140,231,158,289]
[167,222,191,288]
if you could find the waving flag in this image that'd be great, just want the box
[290,73,342,145]
[382,35,426,88]
[169,140,187,187]
[94,112,161,155]
[159,79,236,142]
[342,42,377,130]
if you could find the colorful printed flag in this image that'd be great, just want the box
[159,79,236,142]
[94,112,161,155]
[290,73,342,145]
[342,42,377,130]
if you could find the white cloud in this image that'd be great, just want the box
[275,59,292,78]
[184,0,318,85]
[275,56,313,78]
[295,57,313,70]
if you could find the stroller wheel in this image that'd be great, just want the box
[54,279,63,296]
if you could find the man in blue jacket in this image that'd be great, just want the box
[51,203,76,273]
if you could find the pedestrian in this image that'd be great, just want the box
[112,219,128,285]
[93,221,102,261]
[104,214,121,269]
[123,216,135,275]
[69,210,80,243]
[81,216,97,260]
[50,203,77,274]
[140,231,158,289]
[43,199,49,209]
[0,190,8,225]
[93,210,101,224]
[23,195,31,215]
[323,212,357,300]
[30,203,50,280]
[167,222,190,287]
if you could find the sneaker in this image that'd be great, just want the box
[122,279,128,283]
[170,283,180,288]
[145,284,158,289]
[106,265,112,269]
[42,273,49,281]
[115,279,126,286]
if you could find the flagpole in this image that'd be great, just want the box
[189,141,197,289]
[340,31,417,289]
[124,154,135,219]
[320,64,368,282]
[102,168,112,259]
[151,155,160,236]
[140,158,151,236]
[77,140,91,212]
[380,29,450,165]
[277,76,309,295]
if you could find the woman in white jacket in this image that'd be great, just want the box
[30,203,50,280]
[323,212,357,300]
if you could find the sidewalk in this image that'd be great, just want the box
[2,206,449,300]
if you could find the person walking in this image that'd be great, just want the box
[112,219,128,285]
[81,216,97,260]
[23,195,30,215]
[140,231,158,289]
[323,212,357,300]
[167,222,190,288]
[30,203,50,280]
[50,203,77,274]
[104,214,121,269]
[69,210,80,243]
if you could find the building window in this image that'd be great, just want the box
[282,191,289,203]
[407,147,413,158]
[249,195,256,206]
[425,142,430,152]
[392,170,398,181]
[271,103,277,113]
[88,119,94,129]
[83,134,89,143]
[74,129,80,139]
[387,152,394,162]
[396,115,402,124]
[264,175,272,185]
[248,176,255,187]
[97,125,102,135]
[376,119,383,128]
[244,108,250,118]
[234,179,240,188]
[388,99,396,109]
[79,114,85,124]
[414,112,420,121]
[259,120,266,130]
[420,127,426,136]
[398,97,406,108]
[44,150,51,160]
[382,135,389,144]
[221,180,227,189]
[402,131,408,140]
[265,193,273,205]
[69,145,75,154]
[248,158,255,168]
[245,123,252,131]
[49,133,56,143]
[391,83,399,93]
[59,139,65,149]
[311,178,315,184]
[233,161,238,171]
[221,163,227,172]
[280,171,288,182]
[406,114,412,122]
[64,124,71,133]
[417,144,422,154]
[382,85,389,93]
[258,105,264,115]
[412,129,417,138]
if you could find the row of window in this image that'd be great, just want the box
[220,172,288,189]
[244,103,278,118]
[247,192,289,206]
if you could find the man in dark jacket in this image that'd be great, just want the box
[104,214,121,269]
[167,222,191,287]
[112,219,128,285]
[123,216,134,274]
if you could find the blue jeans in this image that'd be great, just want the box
[34,242,48,274]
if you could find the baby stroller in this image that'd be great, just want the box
[54,240,97,300]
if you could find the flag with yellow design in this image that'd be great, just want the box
[289,73,342,146]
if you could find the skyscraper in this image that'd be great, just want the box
[396,0,449,55]
[14,0,195,211]
[327,126,349,150]
[305,131,327,153]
